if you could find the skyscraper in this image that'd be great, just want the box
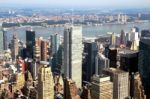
[103,68,129,99]
[126,27,140,49]
[64,26,83,88]
[120,30,126,46]
[82,41,98,82]
[51,34,61,72]
[51,33,60,55]
[119,50,139,74]
[41,40,49,61]
[132,73,146,99]
[26,30,35,58]
[108,47,117,68]
[95,52,109,75]
[110,32,116,46]
[3,29,7,50]
[11,33,19,60]
[34,37,43,60]
[139,30,150,98]
[141,30,150,38]
[0,33,3,51]
[130,28,139,46]
[38,61,54,99]
[64,78,81,99]
[0,25,4,51]
[91,75,113,99]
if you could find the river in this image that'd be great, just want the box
[6,22,150,42]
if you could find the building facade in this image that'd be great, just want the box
[11,33,19,60]
[41,40,49,61]
[139,30,150,98]
[95,52,109,75]
[38,62,54,99]
[110,32,116,46]
[64,26,83,88]
[82,41,98,82]
[120,50,139,74]
[91,75,113,99]
[26,30,35,58]
[64,78,81,99]
[50,34,61,72]
[103,68,129,99]
[0,24,4,51]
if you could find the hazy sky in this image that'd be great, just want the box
[0,0,150,8]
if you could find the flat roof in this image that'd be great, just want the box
[118,49,138,55]
[104,68,128,74]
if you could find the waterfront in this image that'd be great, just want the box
[6,22,150,42]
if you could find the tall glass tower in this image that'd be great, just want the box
[0,23,4,51]
[64,26,83,88]
[139,30,150,98]
[51,34,61,72]
[26,30,35,58]
[0,30,3,51]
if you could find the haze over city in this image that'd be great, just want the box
[0,0,150,8]
[0,0,150,99]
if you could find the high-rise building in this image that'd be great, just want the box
[91,75,113,99]
[0,32,3,51]
[103,68,129,99]
[11,33,19,60]
[126,32,131,42]
[81,85,92,99]
[16,57,25,73]
[141,30,150,38]
[26,30,35,58]
[130,40,139,51]
[95,52,109,75]
[118,14,127,24]
[34,37,42,60]
[126,27,140,49]
[139,30,150,98]
[118,13,121,23]
[120,30,126,46]
[0,28,4,51]
[31,61,39,81]
[33,37,49,61]
[132,73,146,99]
[64,78,81,99]
[64,26,83,88]
[50,34,61,72]
[110,32,116,46]
[3,29,7,50]
[119,49,139,74]
[51,33,60,55]
[108,47,117,68]
[41,40,49,61]
[38,61,54,99]
[130,28,139,46]
[121,14,127,24]
[82,41,98,82]
[0,69,3,80]
[14,73,25,91]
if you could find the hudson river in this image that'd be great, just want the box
[6,22,150,42]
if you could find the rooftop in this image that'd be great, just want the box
[118,49,138,55]
[92,74,111,83]
[104,68,128,74]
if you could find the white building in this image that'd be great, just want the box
[64,25,83,88]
